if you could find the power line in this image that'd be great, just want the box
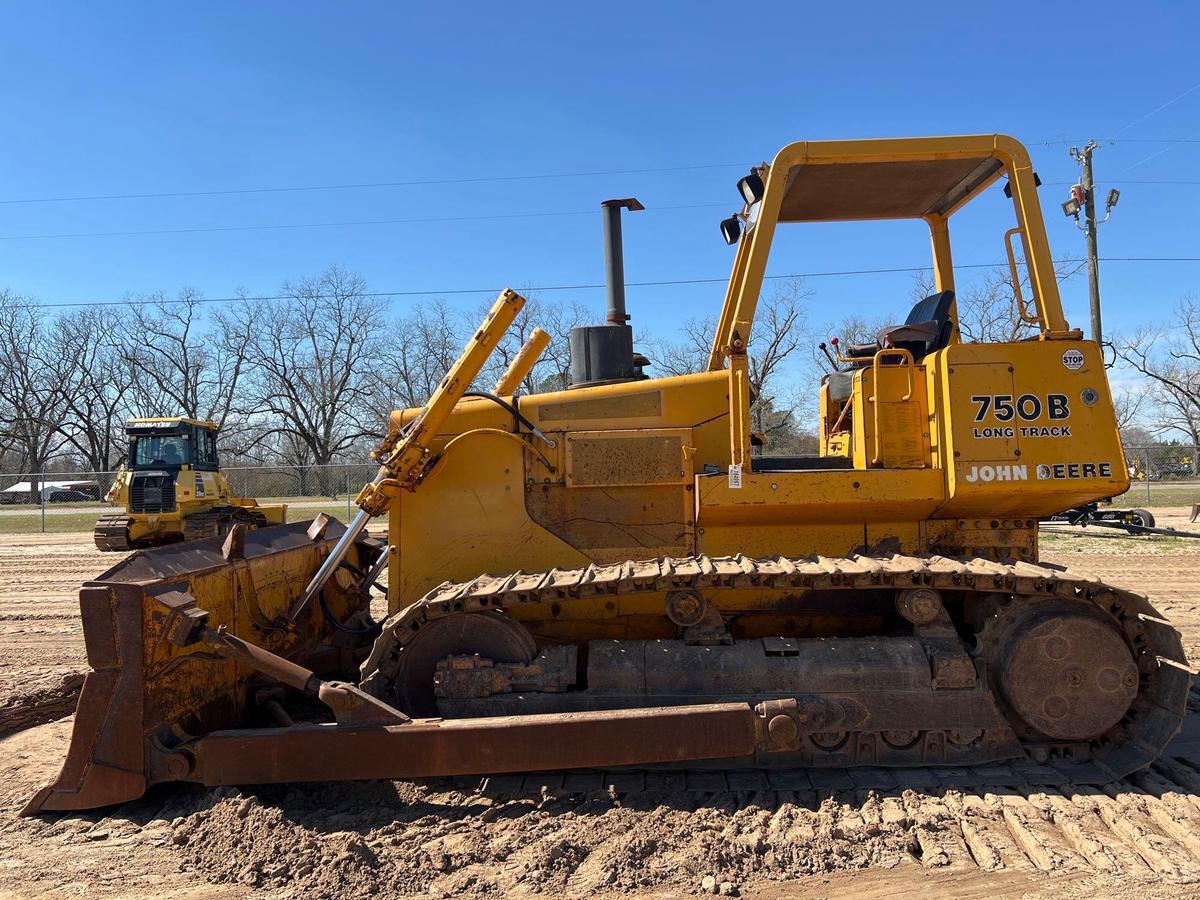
[1041,179,1200,185]
[1041,138,1200,145]
[22,257,1200,311]
[1119,128,1200,174]
[10,176,1200,243]
[6,144,1199,209]
[1113,80,1200,137]
[0,163,745,206]
[0,203,729,241]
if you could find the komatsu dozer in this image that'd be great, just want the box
[29,135,1192,814]
[94,417,287,551]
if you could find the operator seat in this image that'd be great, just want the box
[826,290,956,403]
[843,290,956,363]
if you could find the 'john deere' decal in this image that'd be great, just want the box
[1036,462,1114,480]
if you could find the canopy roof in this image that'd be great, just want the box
[777,155,1005,223]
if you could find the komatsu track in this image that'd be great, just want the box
[93,506,270,552]
[181,505,269,542]
[363,553,1192,783]
[92,514,133,551]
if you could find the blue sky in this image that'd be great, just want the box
[2,1,1197,350]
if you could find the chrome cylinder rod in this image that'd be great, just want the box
[292,507,373,620]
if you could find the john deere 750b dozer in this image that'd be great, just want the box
[29,135,1191,814]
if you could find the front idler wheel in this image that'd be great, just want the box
[389,611,536,717]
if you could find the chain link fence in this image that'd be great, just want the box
[0,449,1197,533]
[1119,445,1200,508]
[0,464,378,534]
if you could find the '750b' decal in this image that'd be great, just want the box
[971,393,1072,437]
[972,393,1069,422]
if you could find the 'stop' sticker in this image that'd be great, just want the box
[1062,348,1085,370]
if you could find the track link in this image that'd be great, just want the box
[182,506,269,542]
[92,514,132,551]
[363,553,1193,783]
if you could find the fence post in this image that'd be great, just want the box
[346,469,351,522]
[40,472,46,534]
[1145,455,1152,505]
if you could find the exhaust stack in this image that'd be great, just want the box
[569,198,645,388]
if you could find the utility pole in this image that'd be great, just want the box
[1064,141,1119,345]
[1080,141,1102,344]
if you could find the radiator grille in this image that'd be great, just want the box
[130,474,176,513]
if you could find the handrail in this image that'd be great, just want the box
[868,348,915,466]
[1004,227,1042,326]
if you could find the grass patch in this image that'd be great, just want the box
[1039,529,1200,554]
[0,502,355,535]
[1109,485,1200,508]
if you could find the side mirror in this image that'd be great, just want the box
[720,215,742,245]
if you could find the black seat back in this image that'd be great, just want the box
[901,290,955,358]
[905,289,954,326]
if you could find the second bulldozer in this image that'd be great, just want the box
[32,134,1190,813]
[94,417,286,551]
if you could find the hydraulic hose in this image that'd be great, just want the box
[462,391,556,447]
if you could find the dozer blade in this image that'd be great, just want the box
[25,517,379,814]
[27,516,768,814]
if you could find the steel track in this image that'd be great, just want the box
[92,514,132,551]
[362,553,1193,783]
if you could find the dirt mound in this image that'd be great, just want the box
[167,780,933,897]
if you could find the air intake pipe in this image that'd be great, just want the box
[568,198,646,388]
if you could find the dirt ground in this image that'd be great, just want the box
[2,521,1200,899]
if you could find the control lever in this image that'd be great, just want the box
[818,341,839,371]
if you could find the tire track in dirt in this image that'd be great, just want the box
[7,714,1200,898]
[0,532,112,723]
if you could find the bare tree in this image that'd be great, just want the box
[916,259,1087,345]
[646,317,713,378]
[1114,296,1200,444]
[54,306,132,471]
[236,266,383,480]
[0,292,71,490]
[124,288,256,427]
[649,278,815,447]
[1112,385,1149,434]
[376,299,463,410]
[747,279,812,437]
[479,290,591,394]
[817,313,892,374]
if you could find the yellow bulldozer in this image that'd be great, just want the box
[93,417,287,551]
[29,134,1190,814]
